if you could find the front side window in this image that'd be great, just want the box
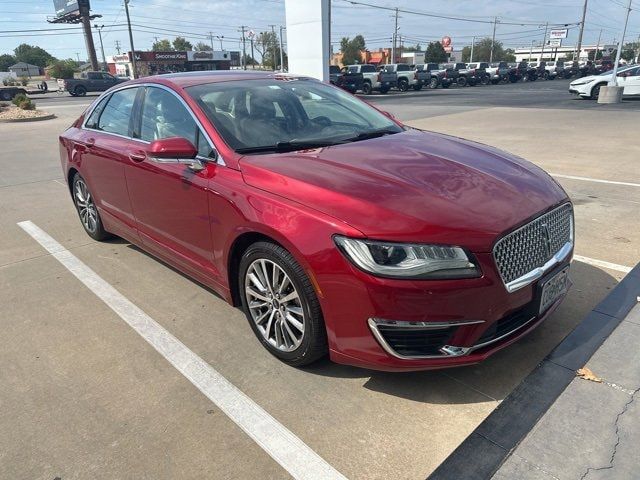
[140,87,198,145]
[96,87,138,136]
[187,78,402,153]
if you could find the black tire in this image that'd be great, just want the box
[590,83,605,100]
[0,90,12,101]
[74,85,87,97]
[543,71,550,80]
[412,84,422,91]
[457,77,467,87]
[442,82,450,89]
[491,79,499,85]
[397,78,409,92]
[239,241,328,367]
[481,76,490,85]
[379,86,390,94]
[71,173,112,241]
[361,81,372,95]
[429,77,439,89]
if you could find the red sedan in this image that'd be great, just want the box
[59,71,573,371]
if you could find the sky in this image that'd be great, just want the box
[1,0,638,61]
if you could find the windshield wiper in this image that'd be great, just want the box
[236,139,341,154]
[343,127,401,143]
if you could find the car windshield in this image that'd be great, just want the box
[186,78,403,153]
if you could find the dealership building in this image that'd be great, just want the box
[107,50,241,78]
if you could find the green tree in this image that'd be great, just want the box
[340,35,366,65]
[503,48,516,62]
[459,38,515,62]
[13,44,55,68]
[424,41,447,62]
[47,59,78,79]
[254,31,286,69]
[152,39,173,51]
[403,44,422,53]
[621,42,638,61]
[0,54,16,71]
[172,36,193,51]
[194,42,212,51]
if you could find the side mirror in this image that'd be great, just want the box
[148,137,197,159]
[147,137,204,172]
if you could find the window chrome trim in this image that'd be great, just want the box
[81,82,226,166]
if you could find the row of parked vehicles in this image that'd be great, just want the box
[329,59,618,95]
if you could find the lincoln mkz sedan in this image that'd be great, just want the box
[59,71,574,371]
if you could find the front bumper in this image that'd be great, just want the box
[569,85,590,97]
[317,246,573,372]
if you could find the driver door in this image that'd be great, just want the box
[619,67,640,96]
[124,86,219,279]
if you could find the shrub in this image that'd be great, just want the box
[12,93,27,106]
[2,78,17,86]
[19,76,29,86]
[18,98,35,110]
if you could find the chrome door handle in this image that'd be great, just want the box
[129,152,146,162]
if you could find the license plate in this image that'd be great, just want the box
[539,267,570,315]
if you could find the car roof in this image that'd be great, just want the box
[128,70,314,89]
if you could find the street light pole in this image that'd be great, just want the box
[489,17,498,63]
[94,24,107,71]
[470,36,476,63]
[279,26,286,72]
[609,0,632,86]
[208,31,215,51]
[392,7,399,64]
[124,0,137,78]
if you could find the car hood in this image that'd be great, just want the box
[239,129,568,252]
[572,74,606,84]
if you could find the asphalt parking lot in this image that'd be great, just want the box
[1,79,639,480]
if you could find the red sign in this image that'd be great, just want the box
[441,36,452,47]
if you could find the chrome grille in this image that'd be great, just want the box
[493,203,573,288]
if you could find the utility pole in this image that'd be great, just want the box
[540,22,548,63]
[76,52,81,63]
[470,36,477,63]
[115,40,121,55]
[576,0,588,63]
[489,17,498,63]
[250,38,255,68]
[94,24,107,71]
[391,7,399,64]
[239,26,247,70]
[208,31,215,51]
[594,29,602,62]
[78,1,99,70]
[635,33,640,63]
[609,0,632,86]
[279,26,285,72]
[215,35,224,50]
[124,0,137,78]
[269,25,277,70]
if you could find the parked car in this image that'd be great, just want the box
[569,64,640,99]
[60,71,574,371]
[517,61,538,82]
[433,63,458,88]
[380,64,420,92]
[329,65,364,94]
[412,64,433,90]
[347,64,397,94]
[486,61,512,84]
[544,60,565,79]
[57,71,128,97]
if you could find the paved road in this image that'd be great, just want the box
[2,80,638,480]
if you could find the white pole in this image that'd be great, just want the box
[609,0,632,86]
[470,36,475,63]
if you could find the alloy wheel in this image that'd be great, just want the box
[74,178,98,233]
[244,259,305,352]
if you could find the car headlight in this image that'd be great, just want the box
[334,236,480,279]
[571,81,588,86]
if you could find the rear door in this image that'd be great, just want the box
[619,67,640,95]
[77,86,141,235]
[124,85,219,279]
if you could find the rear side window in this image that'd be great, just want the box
[397,64,411,71]
[361,65,376,73]
[96,87,138,136]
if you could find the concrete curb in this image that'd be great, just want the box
[0,113,56,123]
[427,261,640,480]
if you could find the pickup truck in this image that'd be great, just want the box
[436,63,460,88]
[466,62,490,85]
[379,64,428,91]
[486,62,518,84]
[346,64,397,95]
[543,60,564,79]
[329,65,364,93]
[57,71,128,97]
[415,63,443,88]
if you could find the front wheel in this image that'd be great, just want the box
[72,173,111,241]
[397,79,409,92]
[457,77,467,87]
[74,85,87,96]
[590,83,605,100]
[239,242,328,366]
[379,86,390,94]
[429,77,439,89]
[361,81,372,95]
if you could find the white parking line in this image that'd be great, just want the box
[551,173,640,188]
[17,220,347,480]
[574,255,632,274]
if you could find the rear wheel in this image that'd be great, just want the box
[74,85,87,96]
[361,81,372,95]
[397,78,409,92]
[429,77,439,89]
[412,84,422,91]
[72,173,111,241]
[379,86,390,94]
[239,242,328,366]
[457,76,467,87]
